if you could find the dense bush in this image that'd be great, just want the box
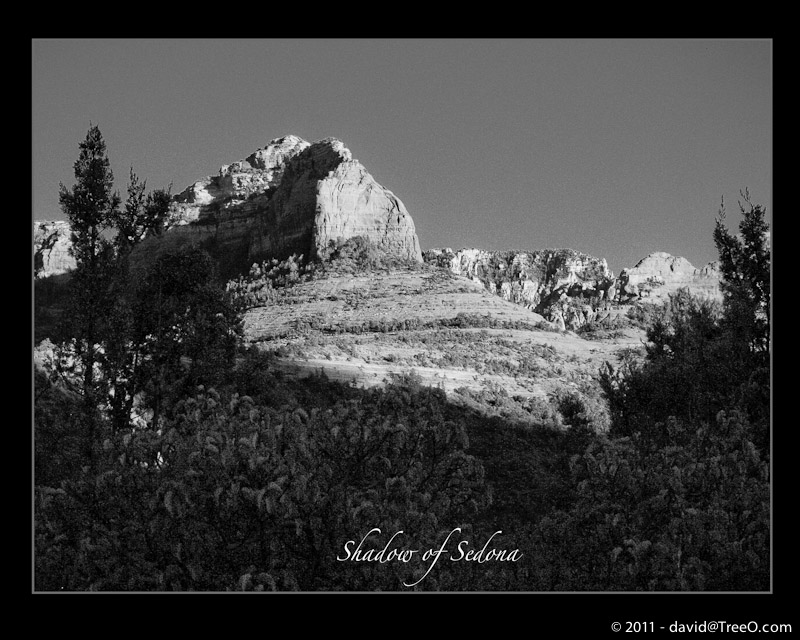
[554,194,772,590]
[527,409,769,590]
[35,370,490,591]
[226,254,312,311]
[316,235,422,274]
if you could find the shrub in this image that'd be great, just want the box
[35,373,490,591]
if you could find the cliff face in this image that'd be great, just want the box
[424,247,614,314]
[33,134,722,323]
[169,134,310,226]
[314,149,422,262]
[151,135,422,271]
[425,247,722,330]
[617,252,721,302]
[245,138,420,262]
[34,221,75,278]
[34,135,423,282]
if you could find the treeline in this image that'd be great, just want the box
[309,313,554,337]
[246,307,558,342]
[34,127,769,591]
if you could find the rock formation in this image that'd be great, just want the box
[34,220,75,278]
[424,247,614,316]
[169,134,310,226]
[33,133,725,333]
[426,247,722,331]
[247,137,422,263]
[617,252,720,302]
[142,135,422,272]
[35,135,423,280]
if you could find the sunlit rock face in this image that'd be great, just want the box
[425,247,723,330]
[314,150,422,262]
[34,220,75,278]
[35,136,424,283]
[424,247,614,314]
[248,137,422,263]
[169,135,311,226]
[133,135,423,273]
[617,252,721,302]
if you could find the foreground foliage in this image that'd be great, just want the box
[35,368,491,591]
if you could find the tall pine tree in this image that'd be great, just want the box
[58,125,121,469]
[712,190,770,449]
[713,189,770,354]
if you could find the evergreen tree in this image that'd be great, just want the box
[103,168,172,433]
[712,192,770,448]
[713,189,770,351]
[44,126,212,469]
[130,246,242,428]
[114,168,172,257]
[57,125,121,469]
[59,125,120,272]
[601,192,770,452]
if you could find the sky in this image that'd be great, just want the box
[32,38,772,274]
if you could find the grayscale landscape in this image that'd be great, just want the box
[33,38,773,608]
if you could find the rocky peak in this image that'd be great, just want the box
[274,137,353,186]
[617,251,720,301]
[242,135,311,172]
[251,137,421,262]
[171,135,312,223]
[128,135,423,276]
[623,251,697,279]
[36,135,424,281]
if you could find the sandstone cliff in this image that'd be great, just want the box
[36,135,424,281]
[425,247,722,331]
[141,135,422,274]
[168,134,310,226]
[424,247,614,314]
[248,137,422,263]
[617,252,721,302]
[34,220,75,278]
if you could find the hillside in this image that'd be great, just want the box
[229,255,647,426]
